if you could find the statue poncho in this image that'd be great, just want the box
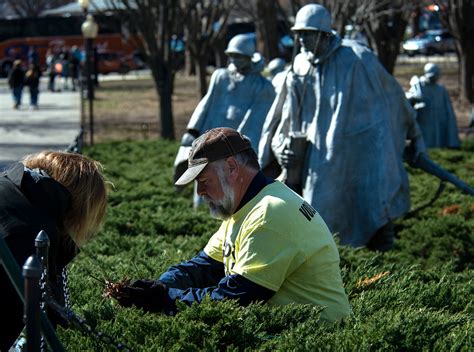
[407,78,460,148]
[187,64,275,150]
[258,34,424,247]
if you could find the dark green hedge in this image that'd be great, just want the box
[57,139,474,351]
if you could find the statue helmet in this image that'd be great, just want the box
[291,4,332,33]
[225,33,256,57]
[423,63,440,80]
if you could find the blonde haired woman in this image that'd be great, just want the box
[0,151,108,351]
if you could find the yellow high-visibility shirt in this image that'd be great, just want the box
[205,181,351,322]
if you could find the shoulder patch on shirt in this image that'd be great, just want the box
[299,201,316,221]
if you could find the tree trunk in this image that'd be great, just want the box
[365,13,408,74]
[373,31,405,74]
[411,6,422,36]
[214,38,227,68]
[434,0,473,103]
[197,57,208,98]
[150,63,175,139]
[255,0,279,60]
[459,40,474,104]
[185,47,196,76]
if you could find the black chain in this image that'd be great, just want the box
[38,253,50,351]
[61,268,71,311]
[36,267,133,351]
[46,298,132,351]
[68,309,132,351]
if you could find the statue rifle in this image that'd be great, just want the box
[405,146,474,196]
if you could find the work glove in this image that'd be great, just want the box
[114,279,168,313]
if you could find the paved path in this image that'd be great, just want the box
[0,78,80,171]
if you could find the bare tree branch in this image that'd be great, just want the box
[352,0,418,74]
[434,0,474,103]
[104,0,182,139]
[5,0,70,17]
[180,0,234,96]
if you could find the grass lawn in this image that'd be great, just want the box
[91,73,200,143]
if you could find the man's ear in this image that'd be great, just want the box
[225,157,240,182]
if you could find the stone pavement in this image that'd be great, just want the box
[0,77,81,171]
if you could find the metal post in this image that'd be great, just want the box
[0,236,65,351]
[23,255,42,352]
[80,6,87,149]
[86,37,94,145]
[35,230,50,351]
[80,63,85,138]
[35,230,50,271]
[35,230,50,323]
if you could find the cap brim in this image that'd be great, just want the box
[174,162,208,186]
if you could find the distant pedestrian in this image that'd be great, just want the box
[70,45,82,91]
[46,48,57,92]
[60,47,71,90]
[27,46,39,66]
[24,63,42,110]
[7,60,25,109]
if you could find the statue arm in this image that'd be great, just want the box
[186,69,223,132]
[258,73,290,168]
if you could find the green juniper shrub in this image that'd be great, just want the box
[55,139,473,351]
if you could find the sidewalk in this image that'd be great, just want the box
[0,77,80,171]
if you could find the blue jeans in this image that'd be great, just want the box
[29,87,39,106]
[12,86,23,106]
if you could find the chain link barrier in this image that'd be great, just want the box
[35,255,132,350]
[60,268,71,311]
[37,234,51,352]
[10,231,135,351]
[39,267,133,351]
[45,294,132,351]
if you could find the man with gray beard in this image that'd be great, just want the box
[113,127,351,323]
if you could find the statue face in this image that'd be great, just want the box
[295,30,327,57]
[424,74,439,84]
[227,53,252,74]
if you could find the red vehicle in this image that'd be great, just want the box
[0,15,142,77]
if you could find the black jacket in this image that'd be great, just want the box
[7,67,25,88]
[25,66,42,89]
[0,163,77,351]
